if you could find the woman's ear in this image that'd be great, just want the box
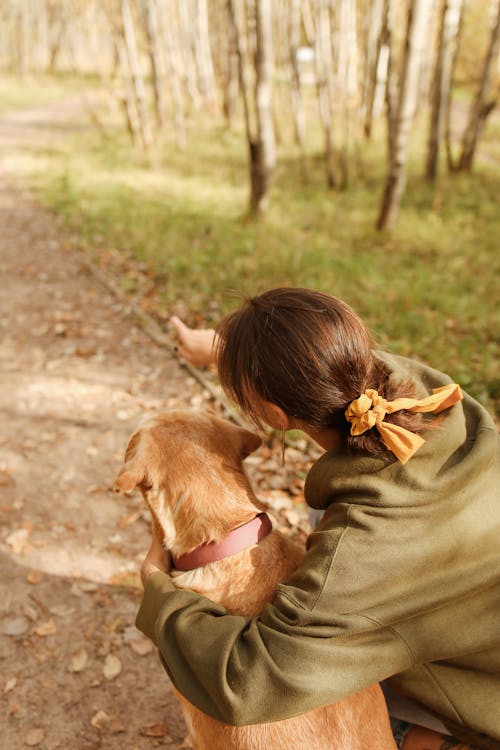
[263,401,292,431]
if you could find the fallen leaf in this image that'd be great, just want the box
[25,728,45,746]
[108,717,126,734]
[103,653,121,680]
[0,470,15,487]
[68,649,88,673]
[4,677,17,693]
[139,722,171,738]
[129,638,153,656]
[91,709,110,729]
[26,570,43,585]
[2,616,29,636]
[8,700,22,717]
[34,619,56,637]
[5,528,30,554]
[49,604,74,618]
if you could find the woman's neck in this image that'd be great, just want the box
[293,420,342,453]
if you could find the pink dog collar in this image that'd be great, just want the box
[172,512,272,571]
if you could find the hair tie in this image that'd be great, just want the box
[345,383,463,464]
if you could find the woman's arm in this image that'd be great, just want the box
[136,569,411,726]
[170,316,217,368]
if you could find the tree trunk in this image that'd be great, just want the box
[119,0,153,150]
[457,0,500,172]
[157,2,187,148]
[377,0,433,231]
[142,0,166,130]
[250,0,276,216]
[289,0,307,177]
[115,32,142,147]
[314,0,336,188]
[194,0,218,112]
[425,0,464,180]
[223,0,240,125]
[336,0,359,188]
[362,0,386,139]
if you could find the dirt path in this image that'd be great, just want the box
[0,177,209,748]
[0,91,314,750]
[0,96,214,750]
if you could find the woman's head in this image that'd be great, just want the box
[215,288,377,432]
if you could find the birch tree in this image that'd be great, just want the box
[288,0,307,176]
[116,0,153,149]
[377,0,434,230]
[362,0,387,139]
[313,0,336,187]
[457,0,500,171]
[425,0,464,180]
[141,0,166,130]
[229,0,276,216]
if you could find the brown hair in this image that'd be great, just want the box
[215,288,426,460]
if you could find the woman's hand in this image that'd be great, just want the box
[170,316,217,368]
[140,518,170,587]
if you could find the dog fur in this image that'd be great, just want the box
[114,410,397,750]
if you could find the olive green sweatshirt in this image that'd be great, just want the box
[136,353,500,748]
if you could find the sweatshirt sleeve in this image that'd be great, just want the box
[136,563,413,726]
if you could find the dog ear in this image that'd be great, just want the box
[237,427,262,458]
[113,464,144,494]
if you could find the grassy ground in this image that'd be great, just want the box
[2,74,498,414]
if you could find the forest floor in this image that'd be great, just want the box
[0,94,311,749]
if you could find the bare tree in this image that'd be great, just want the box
[288,0,307,177]
[314,0,336,187]
[457,0,500,171]
[116,0,153,149]
[141,0,166,130]
[425,0,464,180]
[377,0,434,230]
[228,0,276,216]
[362,0,387,139]
[194,0,219,113]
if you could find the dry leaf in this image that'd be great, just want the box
[4,677,17,693]
[108,718,126,735]
[2,616,29,636]
[34,619,56,637]
[129,638,153,656]
[5,528,30,554]
[91,709,110,729]
[0,469,15,487]
[139,722,170,738]
[26,570,43,585]
[103,653,121,680]
[49,604,74,617]
[25,728,45,746]
[68,649,88,673]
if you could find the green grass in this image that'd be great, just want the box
[0,72,96,113]
[4,75,498,416]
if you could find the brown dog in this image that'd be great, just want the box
[114,411,397,750]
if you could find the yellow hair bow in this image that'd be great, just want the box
[345,383,463,464]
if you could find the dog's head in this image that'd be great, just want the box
[113,411,262,555]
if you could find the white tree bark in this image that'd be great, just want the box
[377,0,434,230]
[425,0,464,179]
[314,0,336,187]
[458,0,500,171]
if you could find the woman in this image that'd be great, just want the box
[138,288,500,750]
